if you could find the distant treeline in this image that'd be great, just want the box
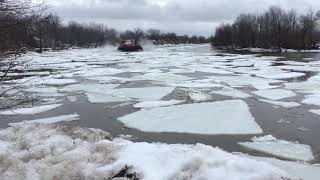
[212,6,320,50]
[0,0,209,53]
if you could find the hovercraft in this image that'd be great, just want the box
[118,40,143,52]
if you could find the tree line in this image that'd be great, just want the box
[212,6,320,50]
[0,0,209,53]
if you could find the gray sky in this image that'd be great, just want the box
[42,0,320,36]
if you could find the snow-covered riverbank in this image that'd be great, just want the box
[1,123,319,180]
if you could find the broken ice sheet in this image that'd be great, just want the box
[0,104,62,115]
[118,100,263,135]
[252,89,296,100]
[309,109,320,116]
[259,99,301,108]
[110,87,175,101]
[188,90,212,102]
[133,100,184,109]
[302,94,320,106]
[211,88,252,98]
[239,135,314,161]
[9,113,79,126]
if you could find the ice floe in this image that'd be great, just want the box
[118,100,263,135]
[211,88,252,98]
[252,89,296,100]
[110,87,175,101]
[302,94,320,106]
[0,104,62,115]
[133,100,184,109]
[259,99,301,108]
[239,135,314,161]
[310,109,320,116]
[187,90,212,102]
[10,113,79,126]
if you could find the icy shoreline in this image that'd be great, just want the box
[1,123,319,180]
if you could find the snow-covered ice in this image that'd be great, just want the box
[302,94,320,106]
[110,87,175,101]
[0,104,62,115]
[118,100,263,135]
[239,135,314,161]
[9,113,79,126]
[133,100,184,109]
[252,89,296,100]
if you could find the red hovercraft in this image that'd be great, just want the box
[118,40,143,52]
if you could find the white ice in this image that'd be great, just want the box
[239,135,314,161]
[310,109,320,116]
[0,123,302,180]
[252,89,296,100]
[10,113,79,126]
[0,104,62,115]
[118,100,263,135]
[211,88,252,98]
[188,90,212,102]
[110,87,175,101]
[133,100,184,109]
[302,94,320,106]
[259,99,301,108]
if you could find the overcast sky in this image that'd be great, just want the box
[42,0,320,36]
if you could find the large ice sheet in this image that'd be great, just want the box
[252,89,296,100]
[239,135,314,161]
[0,104,62,115]
[118,100,263,135]
[211,88,252,98]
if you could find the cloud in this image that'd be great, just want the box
[44,0,320,36]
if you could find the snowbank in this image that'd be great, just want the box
[0,123,301,180]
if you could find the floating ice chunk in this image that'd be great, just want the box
[75,67,124,77]
[133,100,184,109]
[188,90,212,102]
[25,86,65,97]
[67,96,77,102]
[211,88,252,98]
[44,78,77,86]
[170,82,222,88]
[239,135,314,161]
[118,100,263,135]
[302,94,320,106]
[259,99,301,108]
[285,80,320,94]
[254,156,320,180]
[61,84,119,94]
[252,89,296,100]
[86,93,128,103]
[10,114,79,126]
[255,71,305,80]
[310,109,320,116]
[132,72,193,84]
[207,75,282,90]
[111,87,175,101]
[0,104,62,115]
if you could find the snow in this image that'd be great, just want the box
[9,113,79,126]
[310,109,320,116]
[239,135,314,161]
[0,123,298,180]
[259,99,301,108]
[252,89,296,100]
[133,100,184,109]
[0,104,62,115]
[118,100,263,135]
